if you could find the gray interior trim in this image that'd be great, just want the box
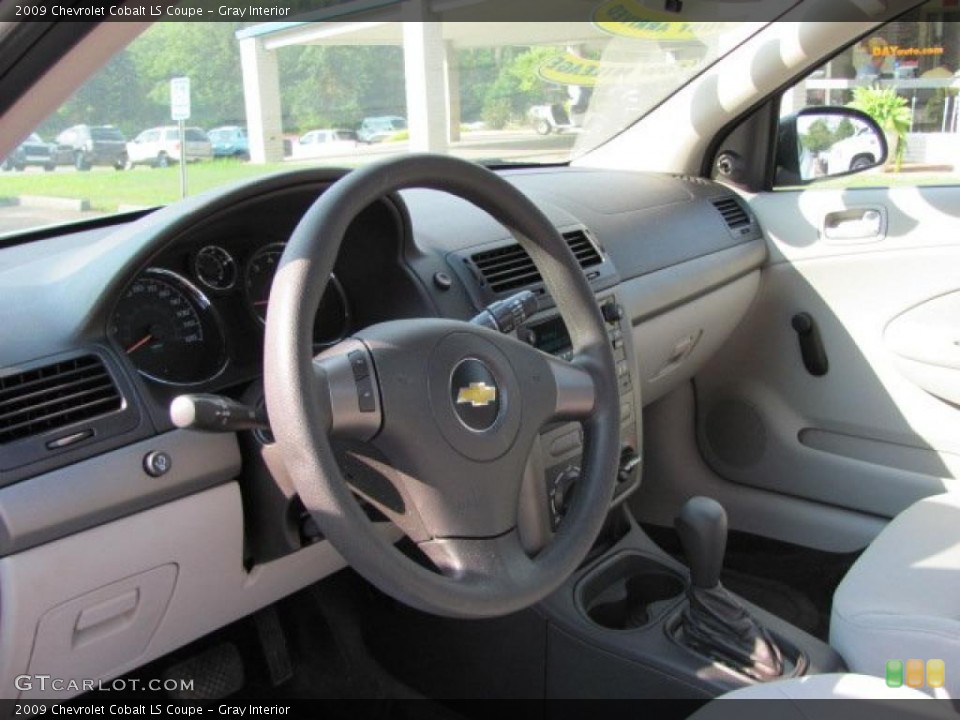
[631,383,887,553]
[618,240,766,328]
[0,483,402,699]
[632,273,761,407]
[800,428,960,480]
[0,430,240,556]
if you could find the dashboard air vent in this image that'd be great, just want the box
[0,355,123,445]
[672,174,712,186]
[564,229,603,269]
[711,196,752,231]
[470,229,603,294]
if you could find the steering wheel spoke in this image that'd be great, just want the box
[419,530,535,584]
[313,339,382,442]
[544,352,597,424]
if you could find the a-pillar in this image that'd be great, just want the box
[403,20,449,153]
[445,41,461,144]
[239,35,285,164]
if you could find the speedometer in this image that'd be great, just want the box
[110,269,227,385]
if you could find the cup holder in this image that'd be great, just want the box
[577,553,686,631]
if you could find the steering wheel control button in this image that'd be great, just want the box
[143,450,172,477]
[357,376,376,413]
[451,358,500,432]
[314,340,381,441]
[348,350,370,381]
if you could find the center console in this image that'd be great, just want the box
[537,505,844,699]
[519,299,842,700]
[522,295,642,531]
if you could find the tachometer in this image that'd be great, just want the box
[110,269,227,385]
[245,242,350,346]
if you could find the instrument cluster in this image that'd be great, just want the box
[109,239,350,387]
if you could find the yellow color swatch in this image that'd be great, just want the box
[927,660,945,688]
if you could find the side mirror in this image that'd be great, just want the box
[776,107,888,186]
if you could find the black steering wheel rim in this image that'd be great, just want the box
[264,154,621,618]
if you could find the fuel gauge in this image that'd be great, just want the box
[193,245,237,291]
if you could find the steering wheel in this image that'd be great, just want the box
[264,154,621,618]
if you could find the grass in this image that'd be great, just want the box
[5,160,960,214]
[815,171,960,189]
[0,160,292,212]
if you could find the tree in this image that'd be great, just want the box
[480,46,565,128]
[127,23,246,130]
[458,49,500,122]
[800,118,836,154]
[848,85,912,171]
[278,45,406,131]
[835,117,856,142]
[37,50,147,139]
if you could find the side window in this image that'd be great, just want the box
[778,2,960,188]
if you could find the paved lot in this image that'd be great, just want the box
[0,203,104,236]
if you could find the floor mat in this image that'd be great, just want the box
[643,523,859,641]
[719,568,820,636]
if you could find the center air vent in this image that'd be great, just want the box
[710,196,752,231]
[0,355,123,445]
[672,174,713,186]
[470,229,603,294]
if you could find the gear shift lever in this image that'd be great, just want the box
[674,496,786,681]
[676,496,727,589]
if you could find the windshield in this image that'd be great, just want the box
[0,20,766,235]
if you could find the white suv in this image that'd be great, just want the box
[826,125,885,175]
[126,126,212,168]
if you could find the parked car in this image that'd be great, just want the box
[208,126,249,159]
[53,125,127,170]
[292,129,360,158]
[357,115,407,143]
[826,124,886,175]
[126,126,213,168]
[1,133,56,171]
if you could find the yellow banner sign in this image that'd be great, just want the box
[592,0,728,40]
[538,54,603,87]
[537,52,688,86]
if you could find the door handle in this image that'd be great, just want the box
[822,208,886,243]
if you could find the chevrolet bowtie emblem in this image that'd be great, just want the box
[457,382,497,407]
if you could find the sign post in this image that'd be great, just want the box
[170,77,191,199]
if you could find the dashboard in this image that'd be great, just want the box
[0,164,767,699]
